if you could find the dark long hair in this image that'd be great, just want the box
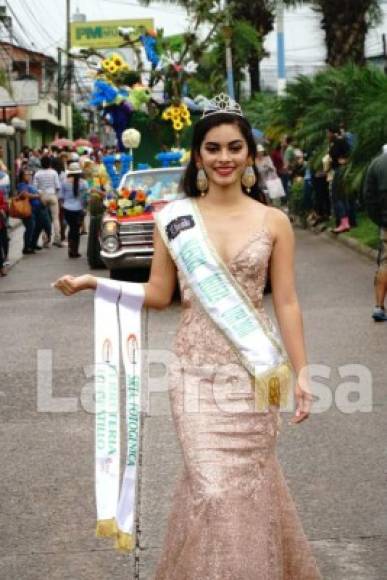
[183,113,265,203]
[72,174,81,197]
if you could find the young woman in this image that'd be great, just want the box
[59,162,89,258]
[53,98,321,579]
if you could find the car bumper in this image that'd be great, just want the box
[100,247,153,270]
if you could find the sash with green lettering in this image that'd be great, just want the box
[94,278,144,551]
[155,198,291,410]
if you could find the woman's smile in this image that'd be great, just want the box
[214,166,235,177]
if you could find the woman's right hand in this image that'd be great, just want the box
[52,274,97,296]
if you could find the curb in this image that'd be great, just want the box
[322,230,378,261]
[295,221,378,263]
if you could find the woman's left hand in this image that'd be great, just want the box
[291,383,313,424]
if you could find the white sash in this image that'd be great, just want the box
[155,197,291,410]
[94,278,144,551]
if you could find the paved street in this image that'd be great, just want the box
[0,225,385,580]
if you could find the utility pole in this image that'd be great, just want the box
[220,0,235,99]
[66,0,73,139]
[57,47,62,122]
[276,0,286,95]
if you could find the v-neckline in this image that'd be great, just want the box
[191,198,272,269]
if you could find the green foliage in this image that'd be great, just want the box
[130,111,197,165]
[72,106,87,140]
[245,65,387,202]
[188,20,265,99]
[342,212,380,249]
[288,179,308,226]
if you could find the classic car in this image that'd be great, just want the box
[98,166,184,279]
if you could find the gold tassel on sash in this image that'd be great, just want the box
[95,518,118,538]
[253,362,292,411]
[96,520,135,552]
[115,529,135,552]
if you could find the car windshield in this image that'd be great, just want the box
[121,169,184,202]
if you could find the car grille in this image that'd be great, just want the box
[119,221,154,246]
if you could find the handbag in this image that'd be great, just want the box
[266,176,286,200]
[9,196,32,219]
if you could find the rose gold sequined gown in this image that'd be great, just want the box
[154,227,322,580]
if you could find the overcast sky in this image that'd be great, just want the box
[5,0,387,69]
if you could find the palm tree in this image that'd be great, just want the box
[230,1,276,92]
[284,0,382,67]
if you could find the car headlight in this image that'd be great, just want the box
[102,235,120,253]
[102,220,118,236]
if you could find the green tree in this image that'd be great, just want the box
[230,1,276,92]
[284,0,382,67]
[72,106,87,139]
[141,0,276,94]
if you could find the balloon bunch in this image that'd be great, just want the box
[162,103,191,132]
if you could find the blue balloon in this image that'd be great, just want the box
[140,34,160,68]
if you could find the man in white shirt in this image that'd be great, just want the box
[33,155,62,247]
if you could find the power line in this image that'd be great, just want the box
[99,0,187,15]
[4,0,37,50]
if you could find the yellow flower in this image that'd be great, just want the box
[108,63,118,74]
[180,110,189,120]
[173,120,183,131]
[102,59,111,70]
[111,53,124,67]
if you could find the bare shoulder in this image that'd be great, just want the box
[265,206,294,242]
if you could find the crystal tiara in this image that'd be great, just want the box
[201,93,244,118]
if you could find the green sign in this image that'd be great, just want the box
[71,18,154,49]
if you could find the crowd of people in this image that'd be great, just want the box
[254,125,355,233]
[0,144,110,276]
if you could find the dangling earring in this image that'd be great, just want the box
[196,167,208,196]
[241,164,256,193]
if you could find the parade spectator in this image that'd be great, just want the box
[0,145,7,173]
[270,143,284,177]
[311,164,331,226]
[327,125,352,234]
[255,144,277,189]
[17,169,52,254]
[60,161,89,258]
[283,136,296,198]
[0,188,8,276]
[0,146,10,200]
[28,149,42,174]
[33,156,63,247]
[364,144,387,322]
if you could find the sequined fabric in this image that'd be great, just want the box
[154,228,322,580]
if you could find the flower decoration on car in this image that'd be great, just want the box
[103,187,153,217]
